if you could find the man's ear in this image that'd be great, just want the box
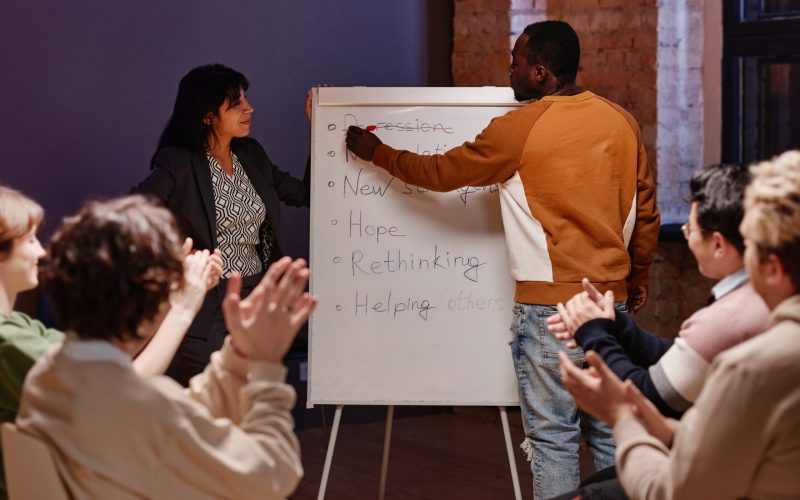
[534,64,547,82]
[763,252,787,286]
[711,231,729,258]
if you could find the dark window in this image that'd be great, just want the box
[723,1,800,164]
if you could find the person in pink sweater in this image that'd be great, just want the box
[559,150,800,499]
[549,162,769,419]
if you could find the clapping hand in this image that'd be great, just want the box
[559,350,635,427]
[222,257,318,363]
[169,241,216,320]
[547,278,614,347]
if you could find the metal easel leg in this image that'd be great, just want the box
[378,405,394,500]
[317,405,344,500]
[499,406,523,500]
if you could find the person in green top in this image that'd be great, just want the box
[0,185,220,499]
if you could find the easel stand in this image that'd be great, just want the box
[316,405,522,500]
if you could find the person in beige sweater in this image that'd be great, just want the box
[16,195,317,500]
[558,150,800,499]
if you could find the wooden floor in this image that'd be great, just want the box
[293,408,593,500]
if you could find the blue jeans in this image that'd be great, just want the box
[510,303,617,500]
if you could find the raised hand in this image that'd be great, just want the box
[169,249,214,319]
[305,84,333,123]
[581,277,604,304]
[222,257,318,363]
[548,278,610,347]
[207,248,222,290]
[556,287,616,337]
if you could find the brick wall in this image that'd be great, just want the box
[548,1,658,180]
[452,0,511,85]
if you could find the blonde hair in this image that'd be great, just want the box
[744,150,800,287]
[0,185,44,261]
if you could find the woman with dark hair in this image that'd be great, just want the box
[134,64,314,385]
[17,195,317,499]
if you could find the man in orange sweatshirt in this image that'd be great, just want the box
[346,20,659,498]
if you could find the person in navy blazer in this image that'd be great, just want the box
[134,64,311,385]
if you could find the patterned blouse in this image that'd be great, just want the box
[207,151,275,278]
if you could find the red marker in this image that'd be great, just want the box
[365,125,377,132]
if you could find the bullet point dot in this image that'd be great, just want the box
[327,151,336,157]
[335,305,342,311]
[327,124,336,131]
[331,220,338,225]
[328,181,335,187]
[332,256,341,263]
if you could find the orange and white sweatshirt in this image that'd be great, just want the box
[372,91,660,305]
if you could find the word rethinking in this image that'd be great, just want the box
[351,245,486,282]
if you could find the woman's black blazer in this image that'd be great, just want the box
[133,137,310,259]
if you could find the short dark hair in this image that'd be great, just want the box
[155,64,249,158]
[523,21,581,85]
[689,163,751,254]
[44,195,184,342]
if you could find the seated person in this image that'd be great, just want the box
[548,163,769,418]
[0,186,218,499]
[16,195,316,499]
[558,150,800,499]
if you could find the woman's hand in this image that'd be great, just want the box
[305,84,333,123]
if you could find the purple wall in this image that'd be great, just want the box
[0,0,426,260]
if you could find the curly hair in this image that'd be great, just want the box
[0,185,44,261]
[744,150,800,289]
[43,195,184,342]
[689,163,751,254]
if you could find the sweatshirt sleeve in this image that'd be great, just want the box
[575,317,681,418]
[617,358,775,500]
[627,138,660,288]
[154,339,302,499]
[371,107,540,192]
[613,311,673,367]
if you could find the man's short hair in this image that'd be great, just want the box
[744,150,800,289]
[689,163,751,254]
[523,20,581,85]
[44,195,184,342]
